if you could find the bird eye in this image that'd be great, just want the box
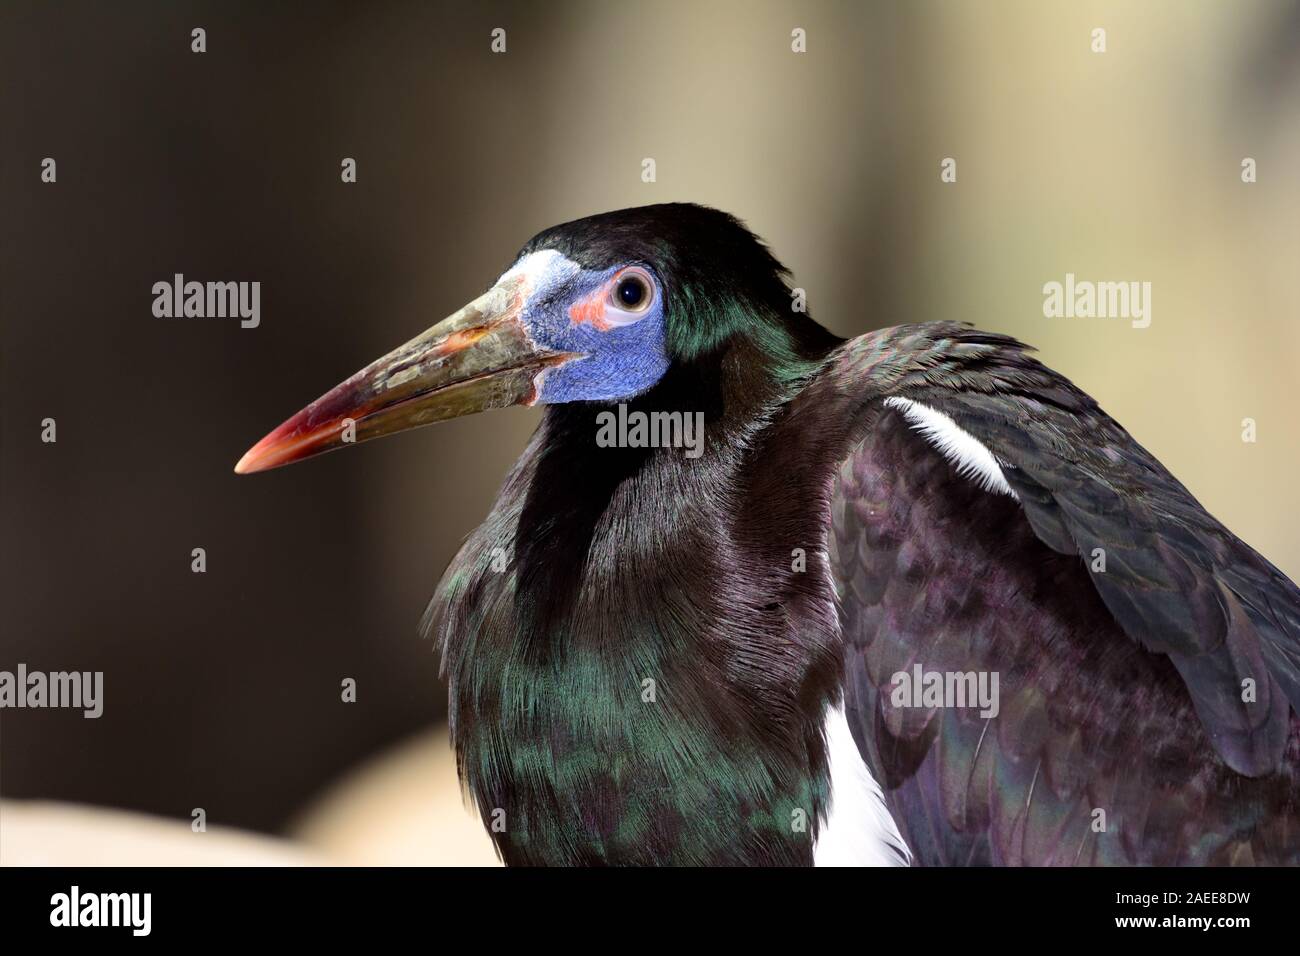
[608,267,654,315]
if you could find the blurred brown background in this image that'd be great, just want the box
[2,1,1298,859]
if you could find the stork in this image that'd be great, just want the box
[237,204,1300,866]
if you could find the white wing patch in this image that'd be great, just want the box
[883,396,1018,499]
[814,702,911,867]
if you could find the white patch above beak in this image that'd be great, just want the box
[499,248,581,301]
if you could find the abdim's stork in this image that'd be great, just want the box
[237,204,1300,866]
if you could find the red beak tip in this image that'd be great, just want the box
[233,448,262,475]
[234,433,284,475]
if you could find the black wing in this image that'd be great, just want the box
[825,324,1300,865]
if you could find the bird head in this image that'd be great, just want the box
[235,203,837,474]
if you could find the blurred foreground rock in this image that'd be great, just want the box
[1,727,498,866]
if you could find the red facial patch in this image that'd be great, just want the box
[568,280,613,331]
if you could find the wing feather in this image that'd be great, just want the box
[824,324,1300,864]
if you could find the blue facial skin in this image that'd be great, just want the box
[520,263,671,405]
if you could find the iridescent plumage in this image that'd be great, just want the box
[242,204,1300,865]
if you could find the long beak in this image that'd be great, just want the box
[234,277,578,474]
